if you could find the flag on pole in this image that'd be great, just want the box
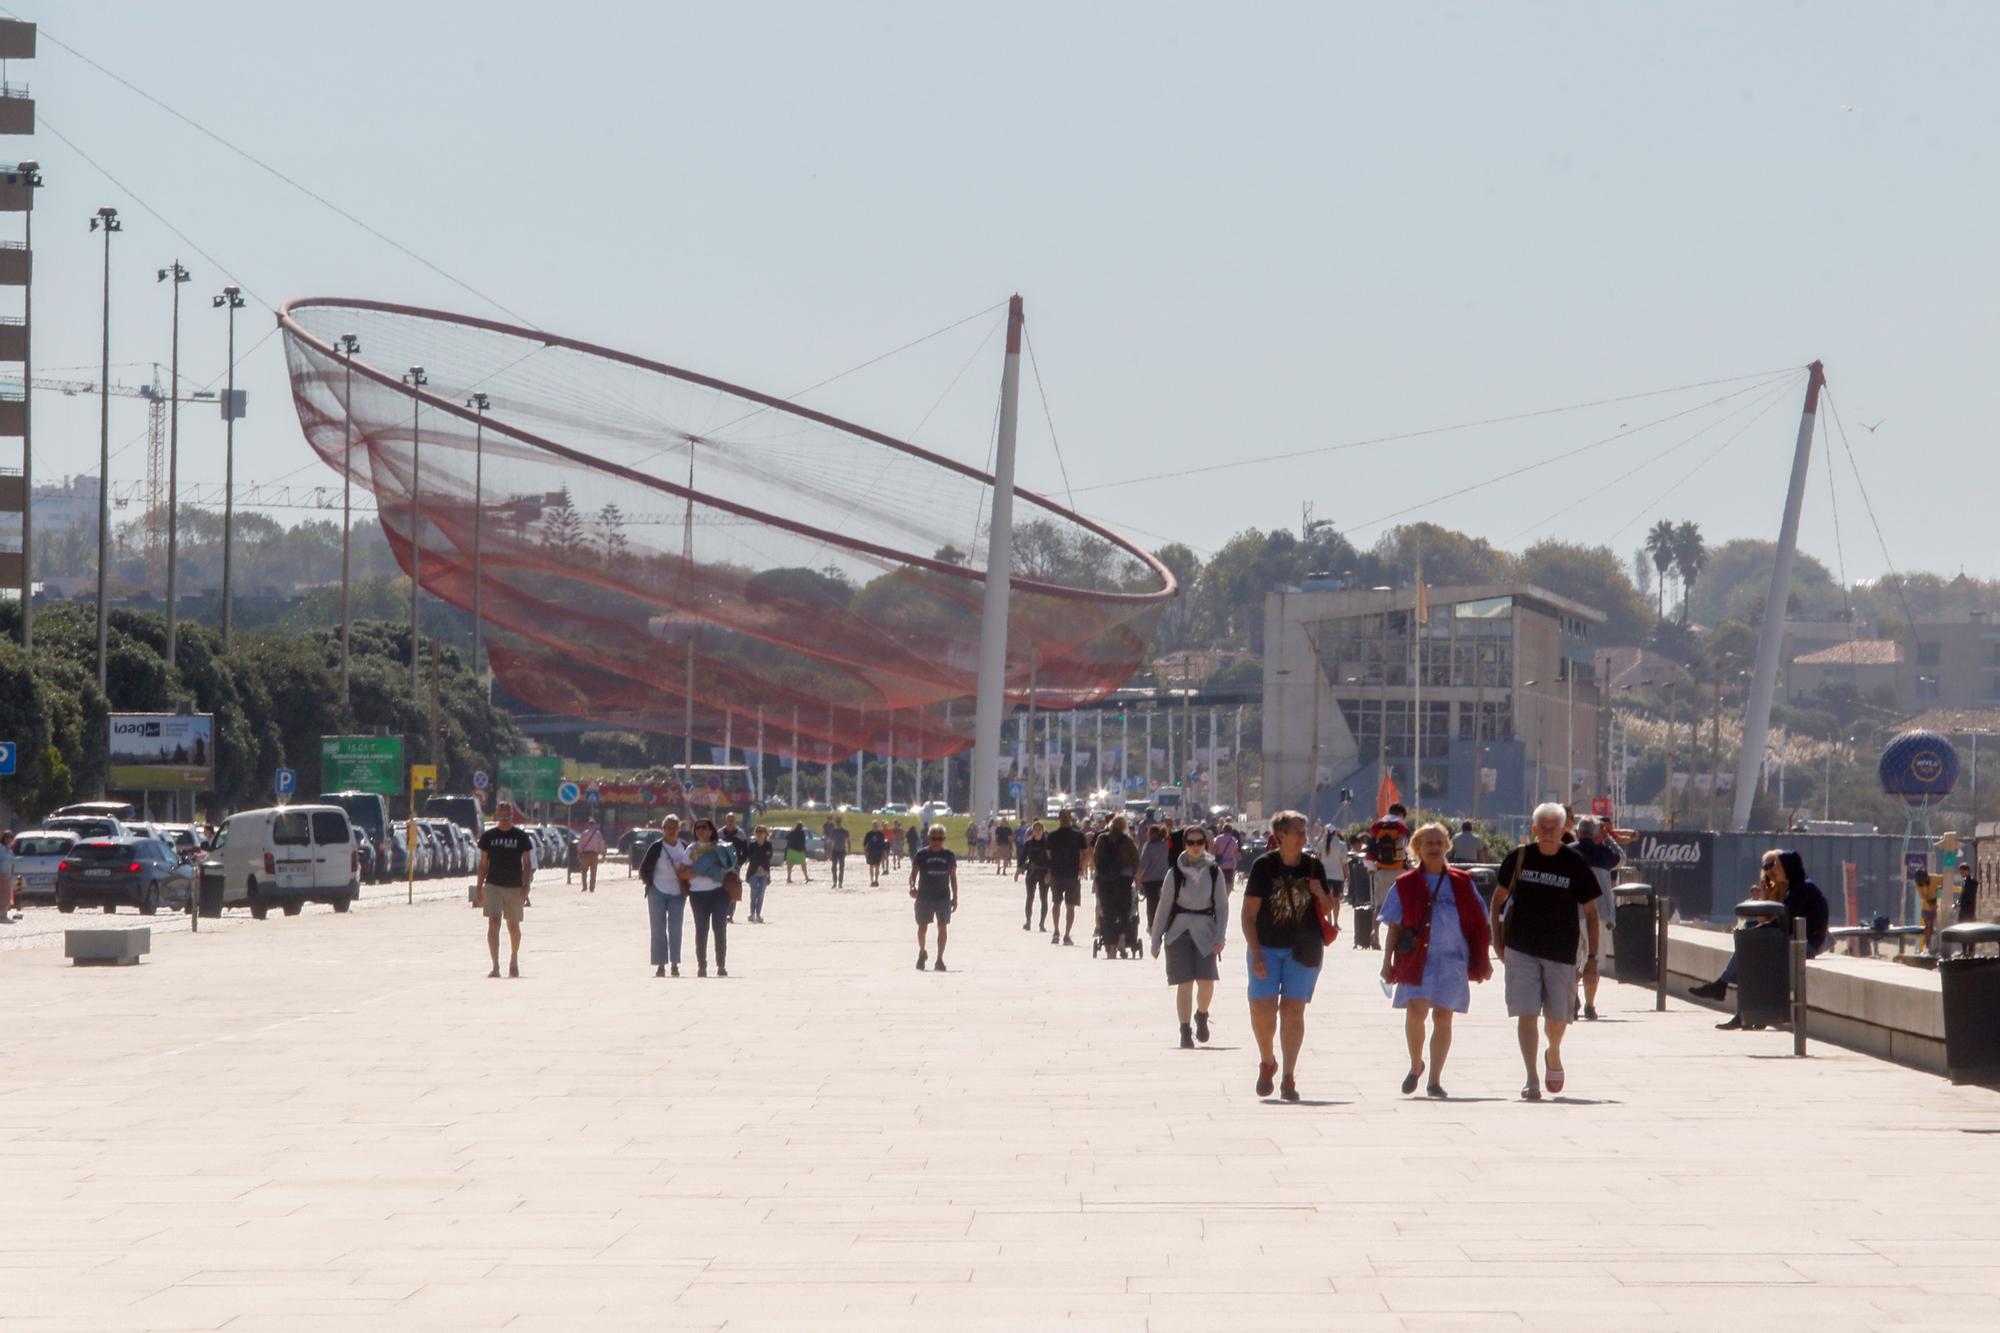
[1376,769,1403,818]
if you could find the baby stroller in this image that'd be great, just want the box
[1092,875,1145,959]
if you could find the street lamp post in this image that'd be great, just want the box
[89,206,122,692]
[332,333,361,704]
[212,283,246,653]
[11,161,40,651]
[467,391,490,688]
[156,261,189,667]
[401,365,428,692]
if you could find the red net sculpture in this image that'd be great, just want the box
[280,299,1173,760]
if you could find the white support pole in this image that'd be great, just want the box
[887,718,896,808]
[825,705,835,809]
[755,706,765,806]
[789,707,798,810]
[970,295,1026,819]
[1069,711,1078,797]
[1096,710,1104,798]
[1120,709,1129,799]
[1732,362,1824,830]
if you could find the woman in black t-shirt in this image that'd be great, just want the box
[1239,810,1335,1103]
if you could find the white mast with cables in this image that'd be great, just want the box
[970,295,1025,820]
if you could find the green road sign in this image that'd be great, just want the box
[320,735,405,797]
[498,754,562,802]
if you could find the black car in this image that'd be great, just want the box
[56,837,195,915]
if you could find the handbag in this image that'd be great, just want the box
[722,870,743,902]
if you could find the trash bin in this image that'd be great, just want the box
[1732,899,1792,1027]
[1938,923,2000,1084]
[197,866,226,918]
[1612,885,1659,983]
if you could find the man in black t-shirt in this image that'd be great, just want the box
[825,817,850,887]
[908,825,960,971]
[1490,803,1602,1100]
[1240,810,1334,1102]
[476,803,538,979]
[1044,809,1089,946]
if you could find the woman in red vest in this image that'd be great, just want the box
[1379,822,1493,1098]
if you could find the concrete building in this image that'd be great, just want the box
[1906,611,2000,711]
[1264,581,1604,824]
[1787,638,1903,703]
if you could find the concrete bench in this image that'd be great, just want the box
[64,928,152,967]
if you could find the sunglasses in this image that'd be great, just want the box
[929,834,946,842]
[1184,837,1206,847]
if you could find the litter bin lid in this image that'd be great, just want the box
[1613,883,1655,902]
[1940,922,2000,946]
[1735,899,1787,921]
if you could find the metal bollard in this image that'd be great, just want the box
[1655,895,1672,1012]
[1790,917,1809,1057]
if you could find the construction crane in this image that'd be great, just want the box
[7,369,216,578]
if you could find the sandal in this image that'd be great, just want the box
[1544,1055,1565,1095]
[1255,1060,1278,1098]
[1521,1083,1542,1101]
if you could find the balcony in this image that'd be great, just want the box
[0,240,22,285]
[0,83,31,136]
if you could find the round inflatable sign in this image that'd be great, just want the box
[1878,729,1960,806]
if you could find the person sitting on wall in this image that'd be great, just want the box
[1688,849,1829,1029]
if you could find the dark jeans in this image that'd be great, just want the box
[1024,870,1048,921]
[1142,879,1165,932]
[690,888,729,967]
[1714,935,1826,986]
[830,854,846,885]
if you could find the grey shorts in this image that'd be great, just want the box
[1052,876,1082,906]
[915,894,953,926]
[1164,932,1219,985]
[1504,948,1578,1020]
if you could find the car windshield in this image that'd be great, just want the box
[15,835,73,856]
[73,842,136,863]
[48,818,116,839]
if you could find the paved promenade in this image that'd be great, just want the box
[2,859,1997,1331]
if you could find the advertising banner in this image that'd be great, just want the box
[108,713,214,790]
[320,735,404,797]
[1625,830,1717,919]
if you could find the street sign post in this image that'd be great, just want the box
[0,741,15,776]
[556,780,582,806]
[409,765,439,904]
[274,767,297,801]
[472,770,489,790]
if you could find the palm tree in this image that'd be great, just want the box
[1672,521,1707,625]
[1645,520,1677,619]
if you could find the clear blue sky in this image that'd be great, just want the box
[11,1,1993,579]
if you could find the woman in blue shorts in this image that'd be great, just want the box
[1240,810,1336,1103]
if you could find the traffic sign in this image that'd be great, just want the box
[410,764,438,794]
[274,767,297,799]
[0,741,14,776]
[472,770,490,790]
[639,786,657,806]
[1589,796,1612,817]
[585,783,602,805]
[557,780,582,805]
[1008,781,1023,799]
[321,735,403,797]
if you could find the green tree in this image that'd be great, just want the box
[1672,521,1707,625]
[1646,520,1677,619]
[1515,540,1652,645]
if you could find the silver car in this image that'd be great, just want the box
[10,829,78,904]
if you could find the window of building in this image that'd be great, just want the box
[1917,641,1941,667]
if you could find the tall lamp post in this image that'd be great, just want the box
[89,206,122,692]
[466,391,490,688]
[11,161,40,651]
[155,261,189,666]
[401,365,428,692]
[212,283,246,653]
[332,332,360,704]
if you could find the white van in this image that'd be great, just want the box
[204,805,360,918]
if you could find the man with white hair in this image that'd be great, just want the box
[1489,803,1602,1099]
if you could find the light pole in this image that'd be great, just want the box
[156,261,189,667]
[89,206,122,692]
[466,391,490,688]
[212,283,246,653]
[11,161,40,651]
[332,332,360,703]
[401,365,428,692]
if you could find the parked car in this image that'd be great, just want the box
[350,828,379,884]
[55,836,196,915]
[9,830,78,904]
[322,791,393,880]
[52,801,138,823]
[43,815,128,843]
[420,820,462,876]
[205,805,360,918]
[153,823,206,863]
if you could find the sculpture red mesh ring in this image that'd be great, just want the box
[280,298,1174,760]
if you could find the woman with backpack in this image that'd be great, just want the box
[1378,821,1493,1098]
[1151,823,1229,1048]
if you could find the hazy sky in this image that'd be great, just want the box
[12,1,1996,581]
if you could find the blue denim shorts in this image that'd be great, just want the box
[1247,946,1320,1003]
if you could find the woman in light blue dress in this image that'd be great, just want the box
[1379,823,1492,1098]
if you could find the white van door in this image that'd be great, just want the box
[309,810,352,889]
[271,811,316,889]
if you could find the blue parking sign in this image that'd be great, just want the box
[0,742,15,776]
[275,767,297,798]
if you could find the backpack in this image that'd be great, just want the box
[1163,861,1221,932]
[1370,830,1402,866]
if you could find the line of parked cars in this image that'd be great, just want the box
[11,799,582,919]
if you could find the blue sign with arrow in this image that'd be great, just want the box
[0,741,15,776]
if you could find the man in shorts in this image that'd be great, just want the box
[1489,802,1602,1100]
[1240,810,1334,1101]
[909,823,960,971]
[476,802,537,978]
[1044,807,1088,946]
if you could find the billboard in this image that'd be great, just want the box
[320,735,405,797]
[1624,830,1716,920]
[108,713,215,790]
[498,754,562,802]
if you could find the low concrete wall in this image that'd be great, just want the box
[1607,921,1947,1075]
